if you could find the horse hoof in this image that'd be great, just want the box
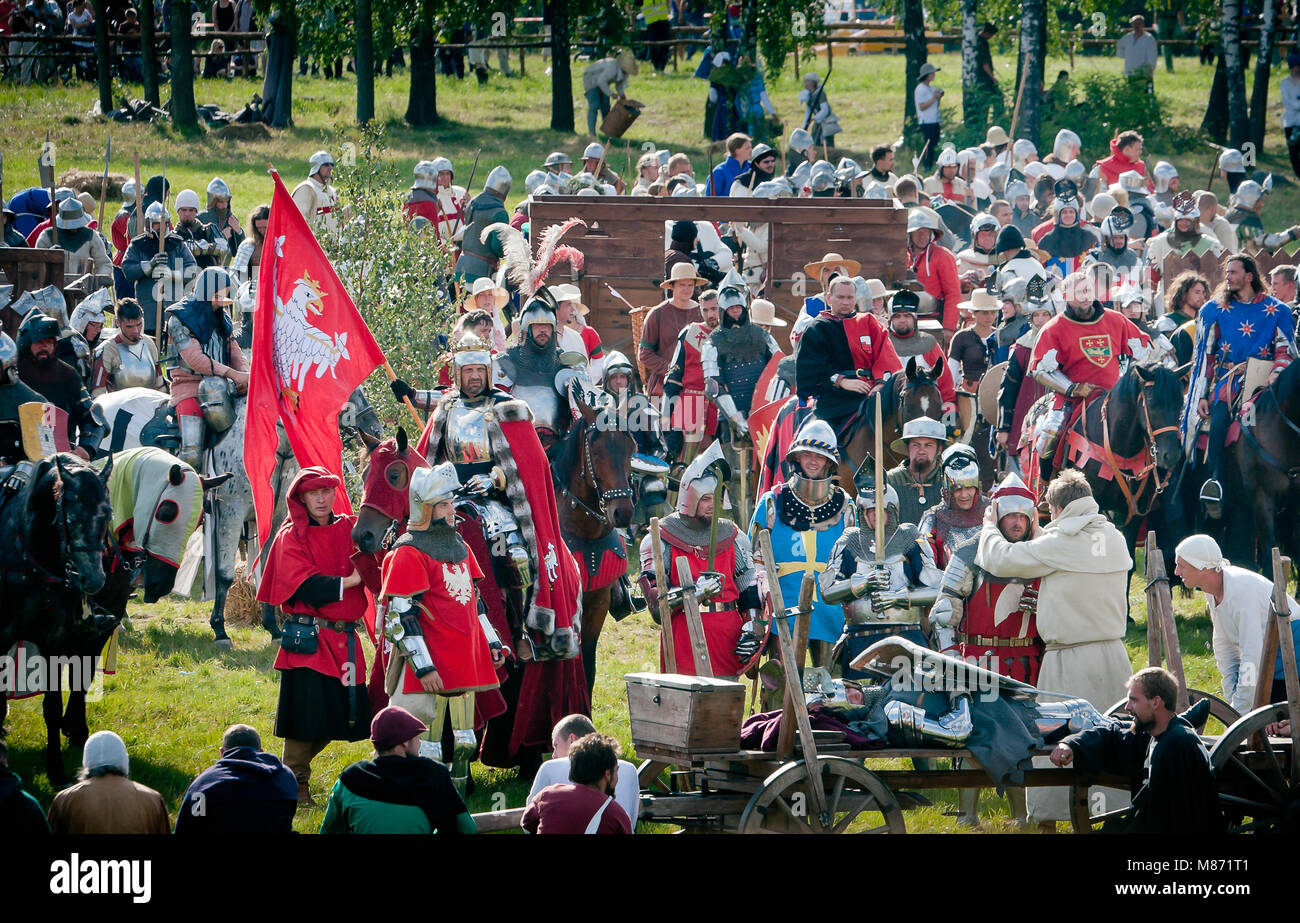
[214,637,234,650]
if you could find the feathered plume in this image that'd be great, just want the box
[528,217,587,294]
[482,222,532,293]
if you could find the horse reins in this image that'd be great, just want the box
[554,420,632,533]
[1098,378,1178,526]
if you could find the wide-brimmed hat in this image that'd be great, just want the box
[918,62,940,79]
[749,298,786,327]
[548,282,589,315]
[985,125,1009,147]
[958,288,1001,313]
[804,251,861,278]
[55,198,89,230]
[468,276,509,309]
[865,278,895,301]
[890,415,952,454]
[661,261,708,288]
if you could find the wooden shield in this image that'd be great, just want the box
[18,401,71,460]
[954,390,977,444]
[977,361,1008,427]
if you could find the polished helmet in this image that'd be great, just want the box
[409,462,462,531]
[992,471,1036,518]
[1152,161,1178,194]
[484,165,512,198]
[785,419,840,466]
[205,177,232,203]
[309,149,335,176]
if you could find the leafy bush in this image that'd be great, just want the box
[1042,72,1201,155]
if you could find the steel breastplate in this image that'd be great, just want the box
[444,399,494,466]
[113,340,158,389]
[718,352,766,416]
[510,351,565,431]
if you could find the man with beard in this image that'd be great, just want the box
[1083,214,1141,307]
[662,287,720,464]
[797,275,902,452]
[403,159,468,245]
[14,314,104,460]
[885,288,957,414]
[1029,272,1151,484]
[1051,667,1223,834]
[91,300,164,396]
[122,201,198,337]
[920,444,989,570]
[162,268,248,469]
[929,472,1043,826]
[256,467,372,805]
[1038,182,1098,279]
[197,178,244,258]
[172,189,228,269]
[820,482,942,676]
[1224,180,1300,252]
[641,262,706,404]
[1144,193,1223,308]
[639,442,762,679]
[0,332,51,464]
[729,144,777,197]
[885,416,950,527]
[497,295,574,449]
[321,706,475,834]
[750,421,855,667]
[380,462,504,794]
[1181,253,1297,517]
[292,151,341,238]
[522,732,632,834]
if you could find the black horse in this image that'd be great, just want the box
[547,391,636,698]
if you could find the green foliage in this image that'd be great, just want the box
[322,122,459,446]
[754,0,826,80]
[580,4,633,57]
[1042,71,1202,155]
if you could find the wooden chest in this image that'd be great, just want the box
[625,672,746,754]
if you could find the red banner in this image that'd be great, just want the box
[248,171,386,552]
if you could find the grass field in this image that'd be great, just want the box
[0,48,1290,833]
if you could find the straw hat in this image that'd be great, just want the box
[865,278,895,301]
[985,125,1010,147]
[958,288,1001,313]
[548,282,589,315]
[749,298,786,327]
[803,251,861,278]
[889,415,951,454]
[661,262,708,288]
[468,276,508,310]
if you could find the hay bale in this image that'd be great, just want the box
[225,564,264,626]
[215,122,271,142]
[59,169,131,200]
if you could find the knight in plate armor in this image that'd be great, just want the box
[379,462,504,794]
[820,480,942,678]
[918,443,989,571]
[91,299,165,396]
[496,292,578,449]
[638,441,762,679]
[452,166,511,283]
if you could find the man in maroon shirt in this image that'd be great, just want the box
[521,733,632,834]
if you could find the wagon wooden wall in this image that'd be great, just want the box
[529,196,909,355]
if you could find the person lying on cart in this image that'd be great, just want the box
[819,480,943,681]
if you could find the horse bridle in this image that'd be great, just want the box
[1238,382,1300,478]
[1098,377,1179,525]
[30,464,109,590]
[554,420,633,531]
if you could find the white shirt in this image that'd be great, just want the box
[915,83,940,125]
[1116,31,1158,76]
[528,757,640,828]
[1281,74,1300,129]
[1203,564,1300,714]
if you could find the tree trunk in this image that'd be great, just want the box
[139,0,159,107]
[405,0,438,126]
[93,0,112,114]
[902,0,926,131]
[1249,0,1277,151]
[960,0,979,130]
[170,0,197,130]
[1017,0,1045,146]
[1202,54,1228,141]
[355,0,374,124]
[739,0,758,62]
[1223,0,1250,150]
[547,0,574,133]
[261,4,298,128]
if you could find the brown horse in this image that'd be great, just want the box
[548,391,637,698]
[837,356,947,495]
[351,427,428,560]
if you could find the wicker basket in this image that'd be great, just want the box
[601,98,645,139]
[629,304,650,386]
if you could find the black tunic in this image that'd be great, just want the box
[1063,715,1225,834]
[796,313,861,423]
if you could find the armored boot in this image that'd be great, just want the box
[178,413,205,470]
[958,788,980,827]
[608,573,637,621]
[1007,786,1029,827]
[450,728,477,797]
[1199,402,1231,520]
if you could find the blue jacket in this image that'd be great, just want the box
[174,747,298,834]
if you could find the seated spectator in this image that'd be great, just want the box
[521,733,632,835]
[528,715,640,828]
[174,724,298,834]
[203,38,231,78]
[0,739,49,835]
[47,731,170,834]
[320,706,476,835]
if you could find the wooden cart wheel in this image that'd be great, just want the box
[737,756,906,834]
[1209,703,1299,834]
[1104,689,1240,732]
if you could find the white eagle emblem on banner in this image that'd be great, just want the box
[270,235,352,410]
[442,562,474,605]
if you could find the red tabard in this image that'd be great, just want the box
[957,575,1043,685]
[261,515,370,682]
[668,322,719,437]
[1028,310,1150,410]
[661,541,744,677]
[842,312,904,382]
[380,544,501,695]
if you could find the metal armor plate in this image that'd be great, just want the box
[112,340,159,389]
[514,382,562,433]
[445,401,493,465]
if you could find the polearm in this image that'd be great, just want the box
[153,153,167,347]
[96,134,114,300]
[446,147,482,246]
[0,151,6,243]
[591,139,613,188]
[40,131,57,247]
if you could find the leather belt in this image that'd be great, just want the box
[957,632,1037,648]
[700,602,738,615]
[846,623,919,636]
[288,614,359,633]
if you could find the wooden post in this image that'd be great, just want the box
[1268,549,1300,783]
[675,557,713,676]
[793,572,814,674]
[793,42,799,82]
[1145,532,1163,668]
[1144,533,1188,711]
[1008,63,1028,140]
[649,517,676,673]
[519,44,525,77]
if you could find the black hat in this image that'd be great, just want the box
[889,289,921,313]
[995,224,1026,255]
[671,219,698,243]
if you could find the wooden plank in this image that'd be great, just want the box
[1145,532,1163,668]
[638,794,753,818]
[649,517,676,673]
[1146,536,1189,711]
[675,556,713,677]
[471,806,526,832]
[1269,549,1300,784]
